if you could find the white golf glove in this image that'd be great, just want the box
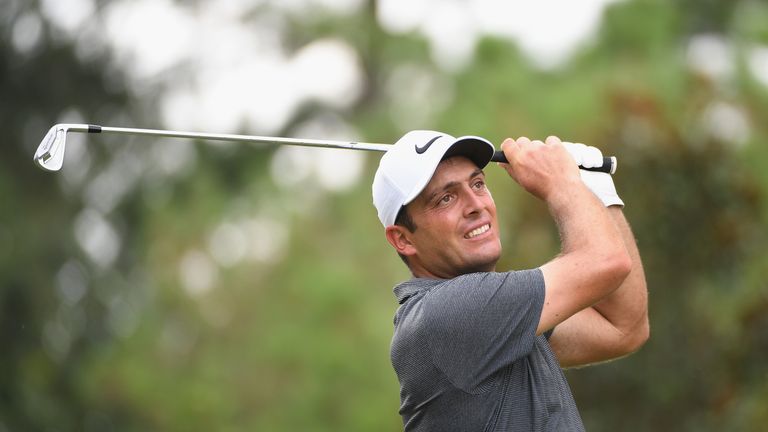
[563,142,624,207]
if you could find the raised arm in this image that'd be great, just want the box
[548,208,649,367]
[498,137,632,336]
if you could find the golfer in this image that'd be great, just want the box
[372,131,648,431]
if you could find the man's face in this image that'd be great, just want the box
[402,156,501,278]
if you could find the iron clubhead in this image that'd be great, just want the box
[34,125,67,171]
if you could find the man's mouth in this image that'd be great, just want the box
[465,224,490,239]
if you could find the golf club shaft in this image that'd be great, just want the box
[36,124,617,174]
[88,125,615,173]
[84,124,393,153]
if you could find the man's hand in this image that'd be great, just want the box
[498,136,582,202]
[562,142,624,207]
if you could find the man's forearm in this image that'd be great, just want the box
[535,182,632,334]
[591,208,649,346]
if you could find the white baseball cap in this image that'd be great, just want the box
[372,130,495,227]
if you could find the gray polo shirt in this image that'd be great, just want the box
[390,270,584,431]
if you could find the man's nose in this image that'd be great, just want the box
[462,188,484,217]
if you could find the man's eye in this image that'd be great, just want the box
[439,195,452,204]
[473,180,486,190]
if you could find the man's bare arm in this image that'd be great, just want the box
[549,208,649,367]
[498,137,632,336]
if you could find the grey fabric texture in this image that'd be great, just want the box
[390,270,585,431]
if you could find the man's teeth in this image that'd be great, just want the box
[466,224,490,239]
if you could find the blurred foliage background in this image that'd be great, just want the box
[2,0,768,430]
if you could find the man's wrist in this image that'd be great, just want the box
[545,178,603,214]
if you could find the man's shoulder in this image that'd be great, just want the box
[403,270,545,331]
[426,269,544,297]
[393,270,545,323]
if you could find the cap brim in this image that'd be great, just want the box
[443,136,495,169]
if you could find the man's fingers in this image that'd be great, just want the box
[501,137,549,169]
[500,138,520,167]
[562,142,582,165]
[545,135,561,146]
[500,137,518,151]
[562,142,604,168]
[582,144,603,168]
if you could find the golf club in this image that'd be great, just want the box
[34,123,617,174]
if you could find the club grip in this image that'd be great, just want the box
[490,151,617,174]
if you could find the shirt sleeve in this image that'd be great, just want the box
[423,269,545,393]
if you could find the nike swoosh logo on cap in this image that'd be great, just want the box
[415,135,442,154]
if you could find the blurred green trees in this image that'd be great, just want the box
[2,0,767,430]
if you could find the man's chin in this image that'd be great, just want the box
[459,252,501,275]
[465,243,501,270]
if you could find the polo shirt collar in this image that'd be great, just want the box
[393,278,441,304]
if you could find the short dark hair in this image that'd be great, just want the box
[394,205,417,265]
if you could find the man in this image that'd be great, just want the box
[371,130,649,431]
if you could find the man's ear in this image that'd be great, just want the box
[385,225,417,257]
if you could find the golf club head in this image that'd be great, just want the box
[34,125,68,171]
